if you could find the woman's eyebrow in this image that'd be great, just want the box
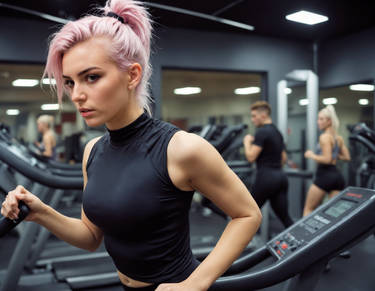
[62,67,100,78]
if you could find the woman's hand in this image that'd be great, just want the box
[304,150,315,160]
[1,185,45,221]
[155,280,205,291]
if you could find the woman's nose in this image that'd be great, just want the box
[71,87,87,103]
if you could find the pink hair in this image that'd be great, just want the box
[44,0,153,114]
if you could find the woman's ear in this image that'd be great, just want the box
[127,63,142,90]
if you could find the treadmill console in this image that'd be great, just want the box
[267,187,374,260]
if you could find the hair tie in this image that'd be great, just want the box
[106,12,126,24]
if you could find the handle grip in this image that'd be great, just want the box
[0,201,30,237]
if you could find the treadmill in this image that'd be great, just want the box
[1,130,374,290]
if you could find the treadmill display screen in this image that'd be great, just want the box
[324,199,356,218]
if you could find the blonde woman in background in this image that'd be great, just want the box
[303,105,351,216]
[35,114,57,159]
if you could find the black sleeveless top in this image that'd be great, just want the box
[82,113,197,283]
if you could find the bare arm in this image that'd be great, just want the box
[158,132,262,291]
[41,132,55,157]
[243,134,262,163]
[337,136,351,161]
[305,134,333,164]
[1,137,103,252]
[281,150,287,166]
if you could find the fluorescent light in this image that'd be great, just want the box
[174,87,201,95]
[6,109,20,116]
[286,10,328,25]
[285,88,292,95]
[322,97,337,105]
[42,78,56,85]
[12,79,39,87]
[299,99,309,106]
[234,87,261,95]
[359,99,369,105]
[349,84,374,91]
[41,103,60,110]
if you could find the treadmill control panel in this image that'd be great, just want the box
[267,188,372,260]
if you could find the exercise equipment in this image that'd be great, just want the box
[210,186,375,290]
[0,201,30,238]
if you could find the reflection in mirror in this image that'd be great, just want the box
[162,69,262,130]
[0,63,88,163]
[162,69,263,161]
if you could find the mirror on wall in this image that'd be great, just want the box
[0,62,92,162]
[161,68,264,161]
[285,80,374,185]
[161,69,263,131]
[0,63,81,142]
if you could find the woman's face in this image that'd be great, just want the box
[62,37,141,129]
[317,112,331,130]
[37,121,45,133]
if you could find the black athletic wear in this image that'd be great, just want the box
[251,123,293,228]
[314,164,345,192]
[82,113,199,283]
[313,139,345,192]
[122,284,157,291]
[253,124,284,169]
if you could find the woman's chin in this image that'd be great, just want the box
[84,119,103,128]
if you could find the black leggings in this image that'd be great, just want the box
[122,284,157,291]
[251,167,293,228]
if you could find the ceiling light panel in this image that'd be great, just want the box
[286,10,328,25]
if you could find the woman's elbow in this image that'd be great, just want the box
[251,207,263,228]
[86,240,102,252]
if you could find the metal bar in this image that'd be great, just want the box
[306,71,318,172]
[0,3,69,24]
[212,0,245,16]
[0,2,254,31]
[26,189,64,269]
[277,80,288,143]
[0,184,48,291]
[144,2,254,31]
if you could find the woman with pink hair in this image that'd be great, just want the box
[1,1,261,290]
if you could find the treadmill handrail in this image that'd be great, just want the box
[350,134,375,154]
[0,142,83,190]
[284,168,313,178]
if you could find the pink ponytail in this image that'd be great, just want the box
[44,0,153,114]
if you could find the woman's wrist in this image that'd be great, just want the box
[33,204,51,224]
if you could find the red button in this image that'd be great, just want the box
[275,241,280,245]
[277,250,283,256]
[281,243,288,249]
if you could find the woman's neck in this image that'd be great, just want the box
[324,126,336,136]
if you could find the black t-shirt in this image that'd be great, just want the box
[252,123,284,168]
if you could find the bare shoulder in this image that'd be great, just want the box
[82,136,102,165]
[168,130,217,163]
[320,133,333,143]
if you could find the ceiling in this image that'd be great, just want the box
[0,1,374,118]
[0,0,375,42]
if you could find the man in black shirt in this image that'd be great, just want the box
[243,101,293,228]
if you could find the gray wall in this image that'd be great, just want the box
[151,27,314,117]
[0,16,55,63]
[0,16,314,119]
[319,27,375,87]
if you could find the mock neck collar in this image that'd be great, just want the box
[107,113,150,145]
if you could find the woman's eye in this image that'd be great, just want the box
[64,80,74,89]
[87,74,100,83]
